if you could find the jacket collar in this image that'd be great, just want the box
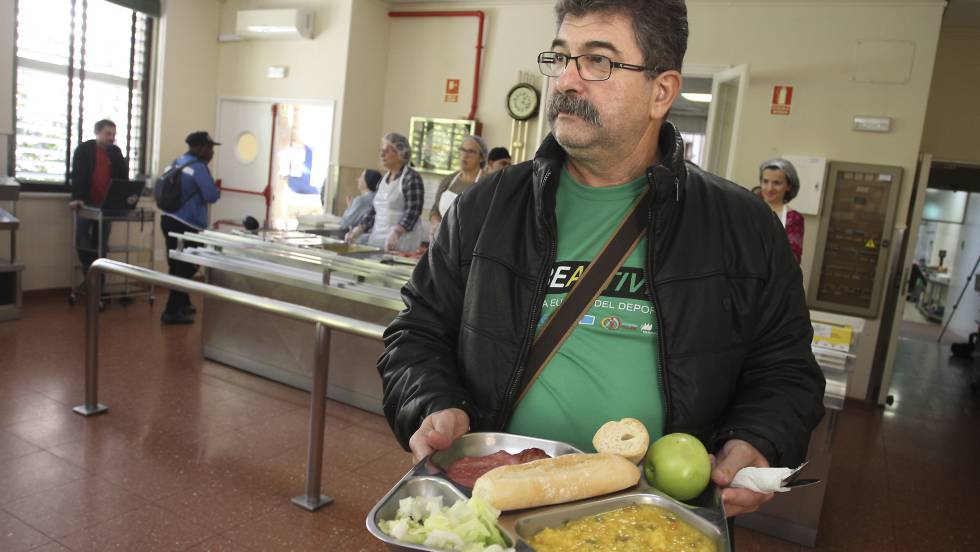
[531,121,688,220]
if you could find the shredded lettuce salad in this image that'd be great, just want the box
[378,495,515,552]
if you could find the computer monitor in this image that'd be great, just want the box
[100,179,146,212]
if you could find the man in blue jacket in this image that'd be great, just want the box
[159,131,221,325]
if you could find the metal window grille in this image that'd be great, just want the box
[12,0,154,189]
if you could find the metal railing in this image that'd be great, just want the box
[73,258,387,511]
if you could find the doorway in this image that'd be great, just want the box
[873,157,980,405]
[213,97,334,229]
[674,65,749,181]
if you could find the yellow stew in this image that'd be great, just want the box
[529,504,716,552]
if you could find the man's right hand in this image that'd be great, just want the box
[409,408,470,462]
[68,200,84,210]
[344,226,363,245]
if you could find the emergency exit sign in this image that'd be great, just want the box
[771,85,793,115]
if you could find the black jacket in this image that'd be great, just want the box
[70,140,129,202]
[379,123,825,468]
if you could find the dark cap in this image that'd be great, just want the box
[185,131,221,147]
[488,147,511,162]
[363,169,383,193]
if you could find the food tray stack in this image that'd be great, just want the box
[367,432,732,552]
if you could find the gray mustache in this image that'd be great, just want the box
[547,92,602,127]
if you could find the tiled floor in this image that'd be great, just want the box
[1,291,979,551]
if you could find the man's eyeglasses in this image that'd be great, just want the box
[537,51,662,81]
[459,147,480,156]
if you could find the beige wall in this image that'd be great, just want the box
[381,2,554,153]
[919,30,980,164]
[378,0,944,399]
[152,0,220,173]
[685,2,944,399]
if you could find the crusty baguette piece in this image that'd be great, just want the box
[471,453,640,511]
[592,418,650,464]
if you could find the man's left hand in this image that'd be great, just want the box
[711,439,774,517]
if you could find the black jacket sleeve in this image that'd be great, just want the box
[377,199,479,451]
[109,145,129,180]
[709,211,826,467]
[70,142,91,201]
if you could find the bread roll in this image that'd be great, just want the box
[471,453,640,511]
[592,418,650,464]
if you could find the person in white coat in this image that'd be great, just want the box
[344,133,425,252]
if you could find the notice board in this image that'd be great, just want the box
[807,161,902,317]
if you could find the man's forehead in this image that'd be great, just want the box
[553,13,633,54]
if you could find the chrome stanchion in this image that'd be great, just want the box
[292,323,334,511]
[73,268,109,416]
[70,259,386,511]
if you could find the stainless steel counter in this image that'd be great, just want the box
[170,230,417,414]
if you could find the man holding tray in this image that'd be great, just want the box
[378,0,825,518]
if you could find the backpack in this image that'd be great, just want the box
[154,160,202,212]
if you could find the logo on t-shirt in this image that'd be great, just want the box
[546,262,648,301]
[600,316,622,330]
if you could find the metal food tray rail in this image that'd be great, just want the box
[367,432,731,552]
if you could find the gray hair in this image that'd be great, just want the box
[383,132,412,163]
[555,0,689,75]
[759,158,800,203]
[461,135,488,168]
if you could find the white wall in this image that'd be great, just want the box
[946,194,980,341]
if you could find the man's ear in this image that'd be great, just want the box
[650,70,682,120]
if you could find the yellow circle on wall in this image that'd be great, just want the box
[236,132,259,164]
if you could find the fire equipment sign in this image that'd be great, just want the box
[445,79,460,103]
[771,85,793,115]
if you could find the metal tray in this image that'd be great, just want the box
[367,432,731,552]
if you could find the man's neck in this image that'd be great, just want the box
[564,125,663,187]
[461,167,481,181]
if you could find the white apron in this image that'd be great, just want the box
[367,168,424,252]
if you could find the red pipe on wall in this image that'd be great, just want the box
[388,11,486,121]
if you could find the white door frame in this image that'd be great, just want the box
[703,64,749,181]
[876,153,932,405]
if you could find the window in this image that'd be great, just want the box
[13,0,153,189]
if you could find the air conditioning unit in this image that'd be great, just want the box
[235,9,314,40]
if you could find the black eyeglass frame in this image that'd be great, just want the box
[537,51,664,81]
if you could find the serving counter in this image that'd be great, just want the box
[170,230,416,414]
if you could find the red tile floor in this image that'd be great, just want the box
[1,291,979,551]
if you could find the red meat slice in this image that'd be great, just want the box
[446,448,550,488]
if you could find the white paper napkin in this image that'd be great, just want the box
[730,466,794,493]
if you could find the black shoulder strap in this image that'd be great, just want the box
[515,185,652,407]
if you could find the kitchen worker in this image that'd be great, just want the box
[345,133,425,253]
[378,0,825,519]
[428,135,488,242]
[486,147,513,173]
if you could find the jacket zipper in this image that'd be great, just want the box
[646,170,672,433]
[496,169,556,429]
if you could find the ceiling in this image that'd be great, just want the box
[389,0,980,31]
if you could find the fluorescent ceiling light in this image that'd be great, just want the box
[681,93,712,103]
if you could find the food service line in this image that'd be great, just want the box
[72,258,386,512]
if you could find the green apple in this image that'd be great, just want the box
[644,433,711,501]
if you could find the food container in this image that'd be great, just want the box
[366,432,731,552]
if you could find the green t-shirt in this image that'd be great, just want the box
[507,168,665,452]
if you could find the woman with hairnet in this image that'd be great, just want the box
[759,158,804,264]
[428,135,488,242]
[345,132,426,252]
